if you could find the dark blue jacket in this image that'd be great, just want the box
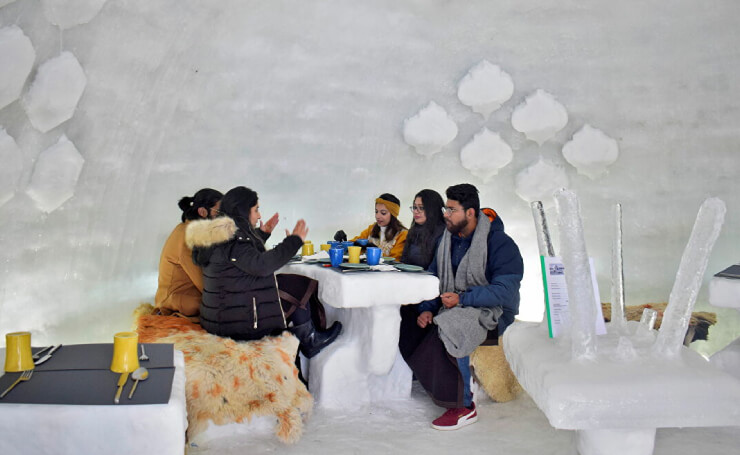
[419,211,524,334]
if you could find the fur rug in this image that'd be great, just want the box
[470,337,522,403]
[134,304,313,444]
[601,302,717,342]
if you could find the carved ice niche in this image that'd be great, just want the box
[562,124,619,179]
[23,51,88,133]
[511,89,568,146]
[403,101,458,157]
[0,25,36,111]
[460,128,513,182]
[457,60,514,119]
[515,158,569,203]
[42,0,108,30]
[0,128,23,207]
[26,135,85,213]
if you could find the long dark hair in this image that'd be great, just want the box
[220,186,265,249]
[178,188,223,222]
[402,189,445,266]
[370,193,407,241]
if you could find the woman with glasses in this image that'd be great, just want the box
[351,193,408,261]
[154,188,223,321]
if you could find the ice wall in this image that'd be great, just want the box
[1,0,739,349]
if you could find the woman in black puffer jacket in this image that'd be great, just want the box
[187,186,341,358]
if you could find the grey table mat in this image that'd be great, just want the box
[0,344,175,406]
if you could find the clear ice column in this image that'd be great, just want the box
[610,203,626,329]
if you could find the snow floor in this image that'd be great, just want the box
[188,382,739,455]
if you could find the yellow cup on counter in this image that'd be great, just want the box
[348,246,362,264]
[320,244,331,252]
[4,332,35,372]
[301,241,314,256]
[110,331,140,373]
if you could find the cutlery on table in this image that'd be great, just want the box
[113,372,129,404]
[34,344,62,366]
[32,345,52,360]
[139,344,149,361]
[128,367,149,399]
[0,370,33,399]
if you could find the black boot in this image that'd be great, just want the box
[290,319,342,358]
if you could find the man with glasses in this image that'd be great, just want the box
[406,183,523,430]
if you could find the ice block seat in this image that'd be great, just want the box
[504,321,740,455]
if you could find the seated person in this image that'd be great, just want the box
[154,188,223,322]
[404,183,523,431]
[187,186,341,358]
[350,193,408,261]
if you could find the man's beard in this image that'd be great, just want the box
[445,217,468,235]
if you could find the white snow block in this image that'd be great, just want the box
[0,25,36,111]
[457,60,514,119]
[511,89,568,145]
[0,128,23,207]
[403,101,458,157]
[562,124,619,179]
[23,51,87,133]
[41,0,108,30]
[515,158,569,204]
[26,135,85,212]
[460,128,513,182]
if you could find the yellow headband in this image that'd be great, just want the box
[375,198,400,218]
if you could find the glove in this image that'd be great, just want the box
[334,230,347,242]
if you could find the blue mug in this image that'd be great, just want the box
[355,238,369,246]
[329,247,344,267]
[366,247,381,266]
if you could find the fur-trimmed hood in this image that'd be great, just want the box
[185,216,238,250]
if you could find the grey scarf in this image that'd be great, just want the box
[434,212,501,357]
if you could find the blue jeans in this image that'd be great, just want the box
[456,356,473,408]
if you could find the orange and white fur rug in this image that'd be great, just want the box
[134,304,313,444]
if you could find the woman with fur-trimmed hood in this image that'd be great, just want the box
[186,186,341,358]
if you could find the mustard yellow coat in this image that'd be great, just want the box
[353,224,408,261]
[154,222,203,318]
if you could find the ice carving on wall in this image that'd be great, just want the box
[0,127,23,207]
[41,0,108,30]
[26,135,85,213]
[514,158,569,203]
[457,60,514,119]
[511,89,568,145]
[22,51,87,133]
[0,25,36,111]
[562,124,619,179]
[459,128,512,182]
[403,101,458,157]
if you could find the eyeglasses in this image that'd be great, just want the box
[409,205,425,213]
[441,207,462,215]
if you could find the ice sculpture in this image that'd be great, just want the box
[530,201,555,257]
[514,158,569,204]
[0,25,36,111]
[23,51,87,133]
[0,128,23,207]
[653,198,726,358]
[456,60,514,119]
[459,128,512,182]
[610,203,626,329]
[26,135,85,213]
[41,0,108,30]
[554,189,598,361]
[562,124,619,179]
[511,89,568,145]
[403,101,458,157]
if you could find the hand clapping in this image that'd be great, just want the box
[287,219,309,241]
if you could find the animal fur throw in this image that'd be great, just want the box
[470,337,522,403]
[601,302,717,343]
[134,304,313,444]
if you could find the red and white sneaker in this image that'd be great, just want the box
[431,403,478,430]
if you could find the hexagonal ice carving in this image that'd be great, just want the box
[23,51,87,133]
[41,0,108,31]
[562,124,619,179]
[511,89,568,146]
[403,101,458,157]
[515,158,570,204]
[26,135,85,213]
[0,25,36,111]
[459,128,513,182]
[457,60,514,119]
[0,127,23,207]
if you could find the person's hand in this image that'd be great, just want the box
[334,230,347,242]
[259,212,279,234]
[286,219,309,241]
[440,292,460,309]
[417,311,433,328]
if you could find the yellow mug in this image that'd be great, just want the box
[4,332,35,372]
[301,241,314,256]
[110,331,140,373]
[348,246,362,264]
[320,244,331,252]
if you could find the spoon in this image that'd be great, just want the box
[127,367,149,399]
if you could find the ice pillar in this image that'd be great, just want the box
[610,203,626,329]
[554,189,597,361]
[653,198,726,358]
[531,201,555,257]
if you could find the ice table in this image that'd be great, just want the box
[708,275,740,378]
[0,347,187,454]
[504,321,740,455]
[278,263,439,408]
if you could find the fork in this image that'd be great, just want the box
[139,344,149,361]
[0,370,33,398]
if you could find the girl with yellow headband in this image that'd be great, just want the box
[352,193,408,260]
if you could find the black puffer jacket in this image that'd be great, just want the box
[186,216,303,340]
